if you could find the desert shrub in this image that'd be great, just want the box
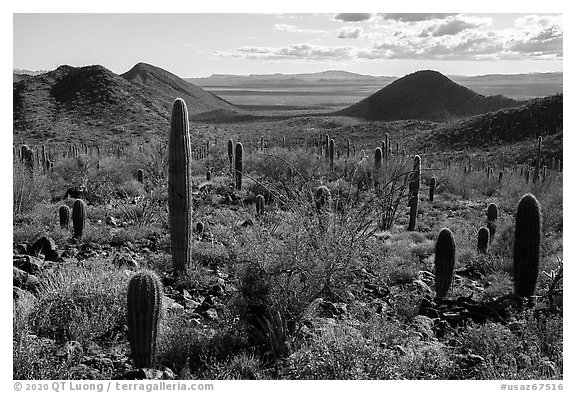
[13,162,52,216]
[29,260,127,344]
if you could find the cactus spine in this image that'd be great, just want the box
[127,270,162,368]
[168,98,193,273]
[477,227,489,254]
[59,205,71,230]
[235,142,243,190]
[513,194,541,298]
[407,155,421,231]
[255,194,265,218]
[72,199,86,239]
[434,228,456,298]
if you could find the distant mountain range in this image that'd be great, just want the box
[12,63,563,145]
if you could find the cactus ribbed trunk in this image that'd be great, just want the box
[168,98,193,273]
[534,136,542,183]
[256,194,265,218]
[59,205,71,230]
[434,228,455,298]
[374,147,382,189]
[127,270,162,368]
[429,176,436,202]
[477,227,489,254]
[227,139,234,175]
[329,139,335,171]
[72,199,86,239]
[235,142,243,190]
[513,194,541,298]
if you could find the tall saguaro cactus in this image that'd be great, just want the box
[374,147,382,189]
[329,139,335,171]
[534,136,542,183]
[429,176,436,202]
[227,139,234,175]
[434,228,456,298]
[168,98,193,273]
[127,270,163,368]
[72,199,86,239]
[513,193,541,298]
[407,155,421,231]
[235,142,243,190]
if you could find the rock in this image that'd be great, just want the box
[184,299,202,311]
[31,236,57,256]
[240,219,254,227]
[412,315,436,340]
[204,308,218,320]
[13,286,36,307]
[208,284,224,297]
[84,356,114,372]
[113,253,138,269]
[56,341,84,364]
[454,353,485,368]
[13,267,39,292]
[107,216,119,227]
[63,247,79,258]
[13,255,44,275]
[45,249,65,262]
[169,302,185,314]
[15,243,30,254]
[116,368,164,380]
[68,364,102,379]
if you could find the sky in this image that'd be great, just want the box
[13,12,563,77]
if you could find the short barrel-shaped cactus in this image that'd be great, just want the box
[59,205,71,230]
[477,227,490,254]
[127,270,163,368]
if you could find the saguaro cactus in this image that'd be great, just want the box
[255,194,265,218]
[206,169,211,181]
[374,147,382,189]
[347,139,350,158]
[59,205,71,229]
[429,176,436,202]
[329,139,335,170]
[137,169,144,183]
[324,134,330,160]
[486,203,498,241]
[168,98,193,272]
[314,186,331,212]
[227,139,234,174]
[534,136,542,183]
[407,155,421,231]
[384,133,389,161]
[434,228,456,298]
[477,227,490,254]
[513,194,541,298]
[127,270,163,368]
[72,199,86,239]
[235,142,243,190]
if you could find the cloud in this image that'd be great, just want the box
[216,43,355,61]
[274,24,328,34]
[378,13,457,22]
[419,15,492,37]
[334,13,373,22]
[338,26,363,39]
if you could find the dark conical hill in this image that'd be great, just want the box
[336,70,521,121]
[13,63,241,143]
